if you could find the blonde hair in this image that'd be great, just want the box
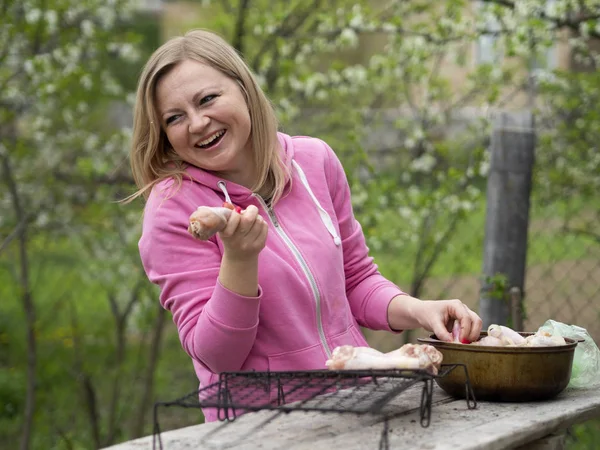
[127,29,288,203]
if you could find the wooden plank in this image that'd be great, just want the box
[104,384,451,449]
[103,386,600,450]
[287,387,600,450]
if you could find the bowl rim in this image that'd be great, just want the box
[417,332,578,353]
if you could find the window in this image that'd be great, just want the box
[531,0,558,74]
[475,1,503,65]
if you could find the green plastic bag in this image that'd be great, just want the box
[538,320,600,388]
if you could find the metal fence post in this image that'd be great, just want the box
[479,111,536,329]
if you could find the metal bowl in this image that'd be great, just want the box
[417,332,579,402]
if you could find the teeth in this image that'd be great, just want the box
[197,130,224,147]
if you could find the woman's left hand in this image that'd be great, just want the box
[388,296,483,343]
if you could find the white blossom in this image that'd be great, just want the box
[410,154,437,173]
[315,90,328,101]
[25,8,41,24]
[24,59,35,74]
[349,14,364,29]
[45,10,58,32]
[339,28,358,47]
[98,7,116,29]
[479,159,490,177]
[81,20,95,37]
[398,207,413,219]
[80,74,93,90]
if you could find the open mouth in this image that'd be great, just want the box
[196,130,226,149]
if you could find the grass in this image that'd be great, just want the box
[567,419,600,450]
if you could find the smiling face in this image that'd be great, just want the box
[155,59,254,186]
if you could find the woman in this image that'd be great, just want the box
[130,29,482,421]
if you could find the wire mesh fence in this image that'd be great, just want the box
[364,120,599,350]
[523,199,600,343]
[370,209,599,350]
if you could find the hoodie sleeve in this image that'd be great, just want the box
[138,182,261,373]
[321,141,406,332]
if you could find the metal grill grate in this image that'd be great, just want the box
[152,364,476,450]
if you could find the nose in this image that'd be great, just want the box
[188,110,210,133]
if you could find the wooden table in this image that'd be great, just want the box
[104,385,600,450]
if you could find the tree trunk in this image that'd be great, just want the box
[104,284,142,446]
[69,301,101,449]
[1,151,36,450]
[131,305,167,438]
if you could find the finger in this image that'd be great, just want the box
[433,320,453,342]
[458,303,473,343]
[468,311,483,342]
[446,300,473,343]
[237,206,259,235]
[259,217,268,242]
[456,303,483,343]
[245,215,266,242]
[241,205,259,216]
[251,216,269,247]
[220,210,241,237]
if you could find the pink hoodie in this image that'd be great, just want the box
[139,133,404,421]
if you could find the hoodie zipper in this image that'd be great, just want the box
[254,194,332,358]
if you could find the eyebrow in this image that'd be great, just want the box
[160,86,220,117]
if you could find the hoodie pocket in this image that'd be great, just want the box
[329,324,368,350]
[267,343,330,405]
[268,342,329,372]
[266,327,367,406]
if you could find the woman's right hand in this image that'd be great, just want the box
[218,205,268,260]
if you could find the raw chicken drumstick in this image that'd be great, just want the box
[388,343,444,374]
[465,324,567,347]
[326,344,443,375]
[188,205,235,240]
[488,324,526,346]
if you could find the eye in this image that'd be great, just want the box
[199,94,218,105]
[165,114,181,125]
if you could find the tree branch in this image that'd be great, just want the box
[104,281,144,446]
[232,0,251,55]
[69,301,101,449]
[477,0,600,39]
[131,304,167,438]
[1,143,37,450]
[250,0,321,72]
[0,214,32,255]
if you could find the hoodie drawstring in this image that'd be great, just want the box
[292,160,342,246]
[216,165,342,247]
[216,180,232,205]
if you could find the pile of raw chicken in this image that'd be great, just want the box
[471,323,567,347]
[325,322,567,375]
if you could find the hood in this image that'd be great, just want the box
[180,132,340,246]
[183,132,294,205]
